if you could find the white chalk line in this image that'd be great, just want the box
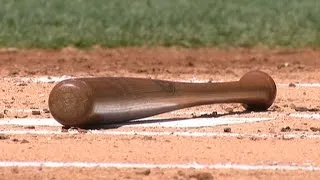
[0,118,61,126]
[3,109,49,113]
[0,117,274,128]
[290,113,320,119]
[1,129,319,139]
[4,109,319,119]
[0,112,319,128]
[278,83,320,87]
[0,161,319,171]
[2,76,73,83]
[2,76,320,87]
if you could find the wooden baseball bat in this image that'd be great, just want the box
[48,70,277,127]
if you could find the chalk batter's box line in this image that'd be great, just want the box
[0,161,319,171]
[2,76,320,87]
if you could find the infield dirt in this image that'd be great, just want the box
[0,47,320,179]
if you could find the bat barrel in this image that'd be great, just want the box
[48,71,277,127]
[48,79,94,127]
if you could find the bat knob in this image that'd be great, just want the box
[48,79,93,127]
[239,70,277,111]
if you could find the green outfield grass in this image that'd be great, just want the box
[0,0,319,48]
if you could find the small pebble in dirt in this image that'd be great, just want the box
[289,103,296,110]
[310,127,320,132]
[43,108,50,113]
[294,106,320,112]
[38,167,43,171]
[195,112,218,118]
[16,82,28,86]
[208,78,214,83]
[14,115,28,118]
[0,134,9,140]
[0,113,4,118]
[270,105,281,112]
[189,172,214,180]
[281,126,291,132]
[142,136,155,141]
[281,135,294,140]
[61,126,70,133]
[288,83,296,87]
[250,137,264,141]
[12,138,19,142]
[77,128,88,134]
[20,139,29,144]
[177,170,187,177]
[136,169,151,176]
[24,126,35,129]
[224,127,231,133]
[32,110,41,115]
[225,107,234,113]
[187,62,195,67]
[293,128,308,132]
[295,106,310,112]
[11,167,19,174]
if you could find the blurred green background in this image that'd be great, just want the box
[0,0,319,48]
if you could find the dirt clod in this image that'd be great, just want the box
[288,83,296,87]
[194,112,218,118]
[189,172,214,180]
[32,110,41,115]
[61,126,70,133]
[289,103,296,108]
[24,126,35,129]
[294,106,320,112]
[281,135,294,140]
[14,115,28,118]
[136,169,151,176]
[43,108,50,113]
[0,134,9,140]
[20,139,29,143]
[270,105,282,112]
[16,82,28,86]
[225,107,234,113]
[77,128,88,134]
[0,113,4,118]
[281,126,291,132]
[250,137,262,141]
[187,62,195,67]
[310,127,320,132]
[142,136,155,141]
[294,106,310,112]
[224,127,231,133]
[11,167,19,174]
[293,128,308,131]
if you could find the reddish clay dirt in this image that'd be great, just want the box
[1,47,320,179]
[1,47,320,82]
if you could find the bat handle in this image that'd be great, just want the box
[174,70,277,110]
